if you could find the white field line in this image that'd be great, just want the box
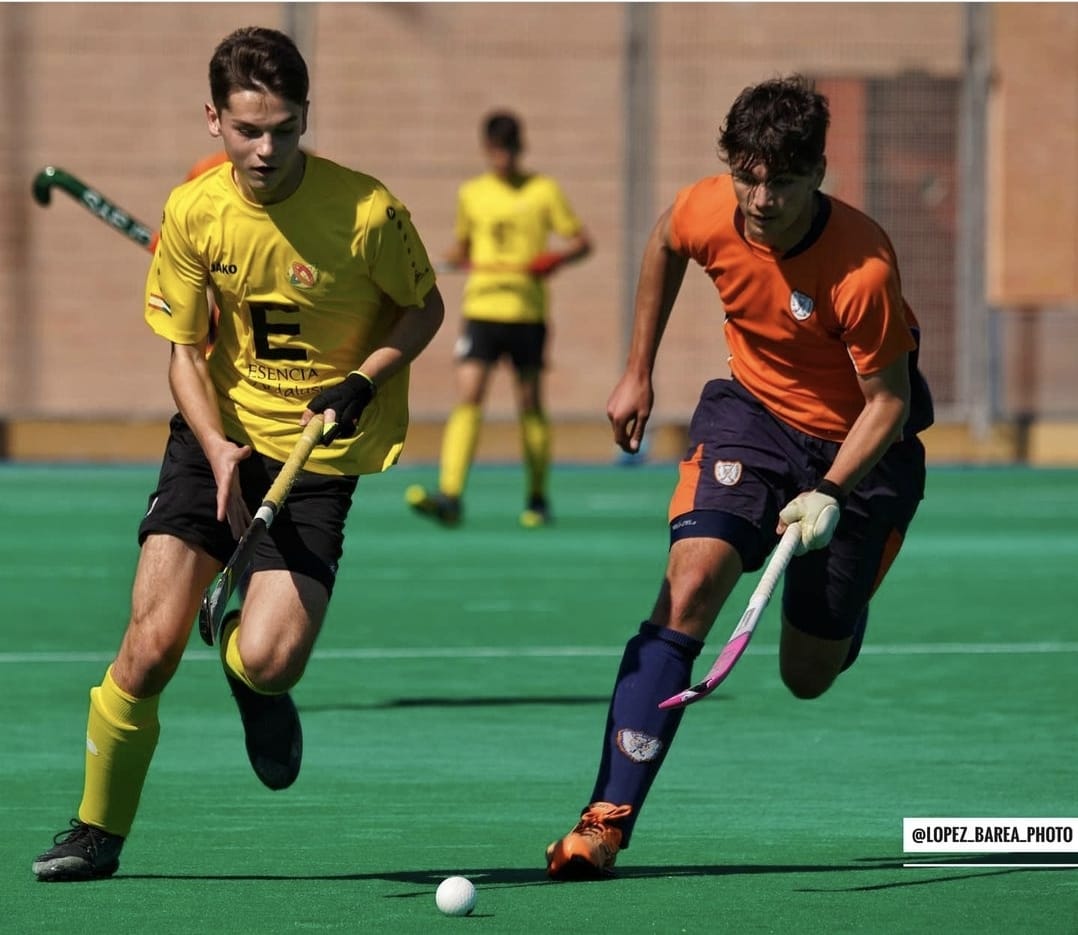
[1,642,1076,666]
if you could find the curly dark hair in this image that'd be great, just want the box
[209,27,309,113]
[718,75,830,175]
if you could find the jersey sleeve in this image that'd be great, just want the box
[143,191,210,345]
[545,179,583,238]
[362,190,437,308]
[453,185,471,244]
[835,253,916,375]
[667,181,709,264]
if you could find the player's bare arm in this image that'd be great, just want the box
[364,286,446,379]
[167,341,252,535]
[443,238,471,271]
[776,349,909,545]
[302,286,445,434]
[607,206,689,453]
[777,354,910,550]
[536,227,593,275]
[820,353,911,495]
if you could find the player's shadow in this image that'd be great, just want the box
[117,855,1055,889]
[298,694,616,712]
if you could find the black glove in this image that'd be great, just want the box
[307,372,377,445]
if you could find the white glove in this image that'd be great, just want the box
[778,482,844,555]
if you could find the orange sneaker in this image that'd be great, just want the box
[545,802,633,880]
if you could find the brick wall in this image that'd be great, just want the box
[0,3,1074,453]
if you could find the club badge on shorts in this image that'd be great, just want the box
[789,290,814,321]
[714,460,742,486]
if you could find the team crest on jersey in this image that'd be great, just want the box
[789,290,814,321]
[289,261,318,289]
[617,729,663,763]
[714,460,742,486]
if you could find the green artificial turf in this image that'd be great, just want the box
[1,463,1075,933]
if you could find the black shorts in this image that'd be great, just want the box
[454,319,547,371]
[138,414,358,595]
[668,379,926,639]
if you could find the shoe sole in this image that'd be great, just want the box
[545,844,614,881]
[33,857,120,882]
[546,855,613,881]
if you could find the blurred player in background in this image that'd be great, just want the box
[32,25,444,881]
[406,111,592,528]
[545,75,934,879]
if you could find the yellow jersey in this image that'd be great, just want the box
[456,172,582,323]
[145,155,436,476]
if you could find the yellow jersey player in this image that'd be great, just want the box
[406,112,591,528]
[33,26,444,881]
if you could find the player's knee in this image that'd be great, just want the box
[238,623,314,691]
[241,649,306,693]
[116,625,185,694]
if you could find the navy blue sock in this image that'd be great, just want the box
[588,622,704,848]
[840,608,869,672]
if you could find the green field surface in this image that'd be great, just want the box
[1,463,1075,934]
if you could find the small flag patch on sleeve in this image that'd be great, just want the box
[148,293,172,316]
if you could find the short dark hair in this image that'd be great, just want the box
[483,112,523,153]
[209,27,309,113]
[718,75,830,176]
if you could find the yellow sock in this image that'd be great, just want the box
[439,404,482,498]
[520,410,551,499]
[78,666,161,838]
[221,614,263,694]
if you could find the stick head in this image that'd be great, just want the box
[31,166,58,205]
[198,569,233,646]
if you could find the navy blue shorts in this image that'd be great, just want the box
[668,379,926,639]
[137,414,358,595]
[455,319,546,371]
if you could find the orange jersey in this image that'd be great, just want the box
[669,174,919,441]
[184,150,229,181]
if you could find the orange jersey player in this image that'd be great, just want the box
[668,172,927,441]
[545,75,933,881]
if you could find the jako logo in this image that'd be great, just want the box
[211,261,238,274]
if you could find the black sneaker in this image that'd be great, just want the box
[32,820,124,882]
[404,485,462,527]
[220,611,303,791]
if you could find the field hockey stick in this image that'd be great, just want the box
[198,414,326,646]
[31,165,155,252]
[658,522,802,710]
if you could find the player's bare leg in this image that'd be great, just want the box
[34,535,217,881]
[778,616,854,699]
[218,570,328,790]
